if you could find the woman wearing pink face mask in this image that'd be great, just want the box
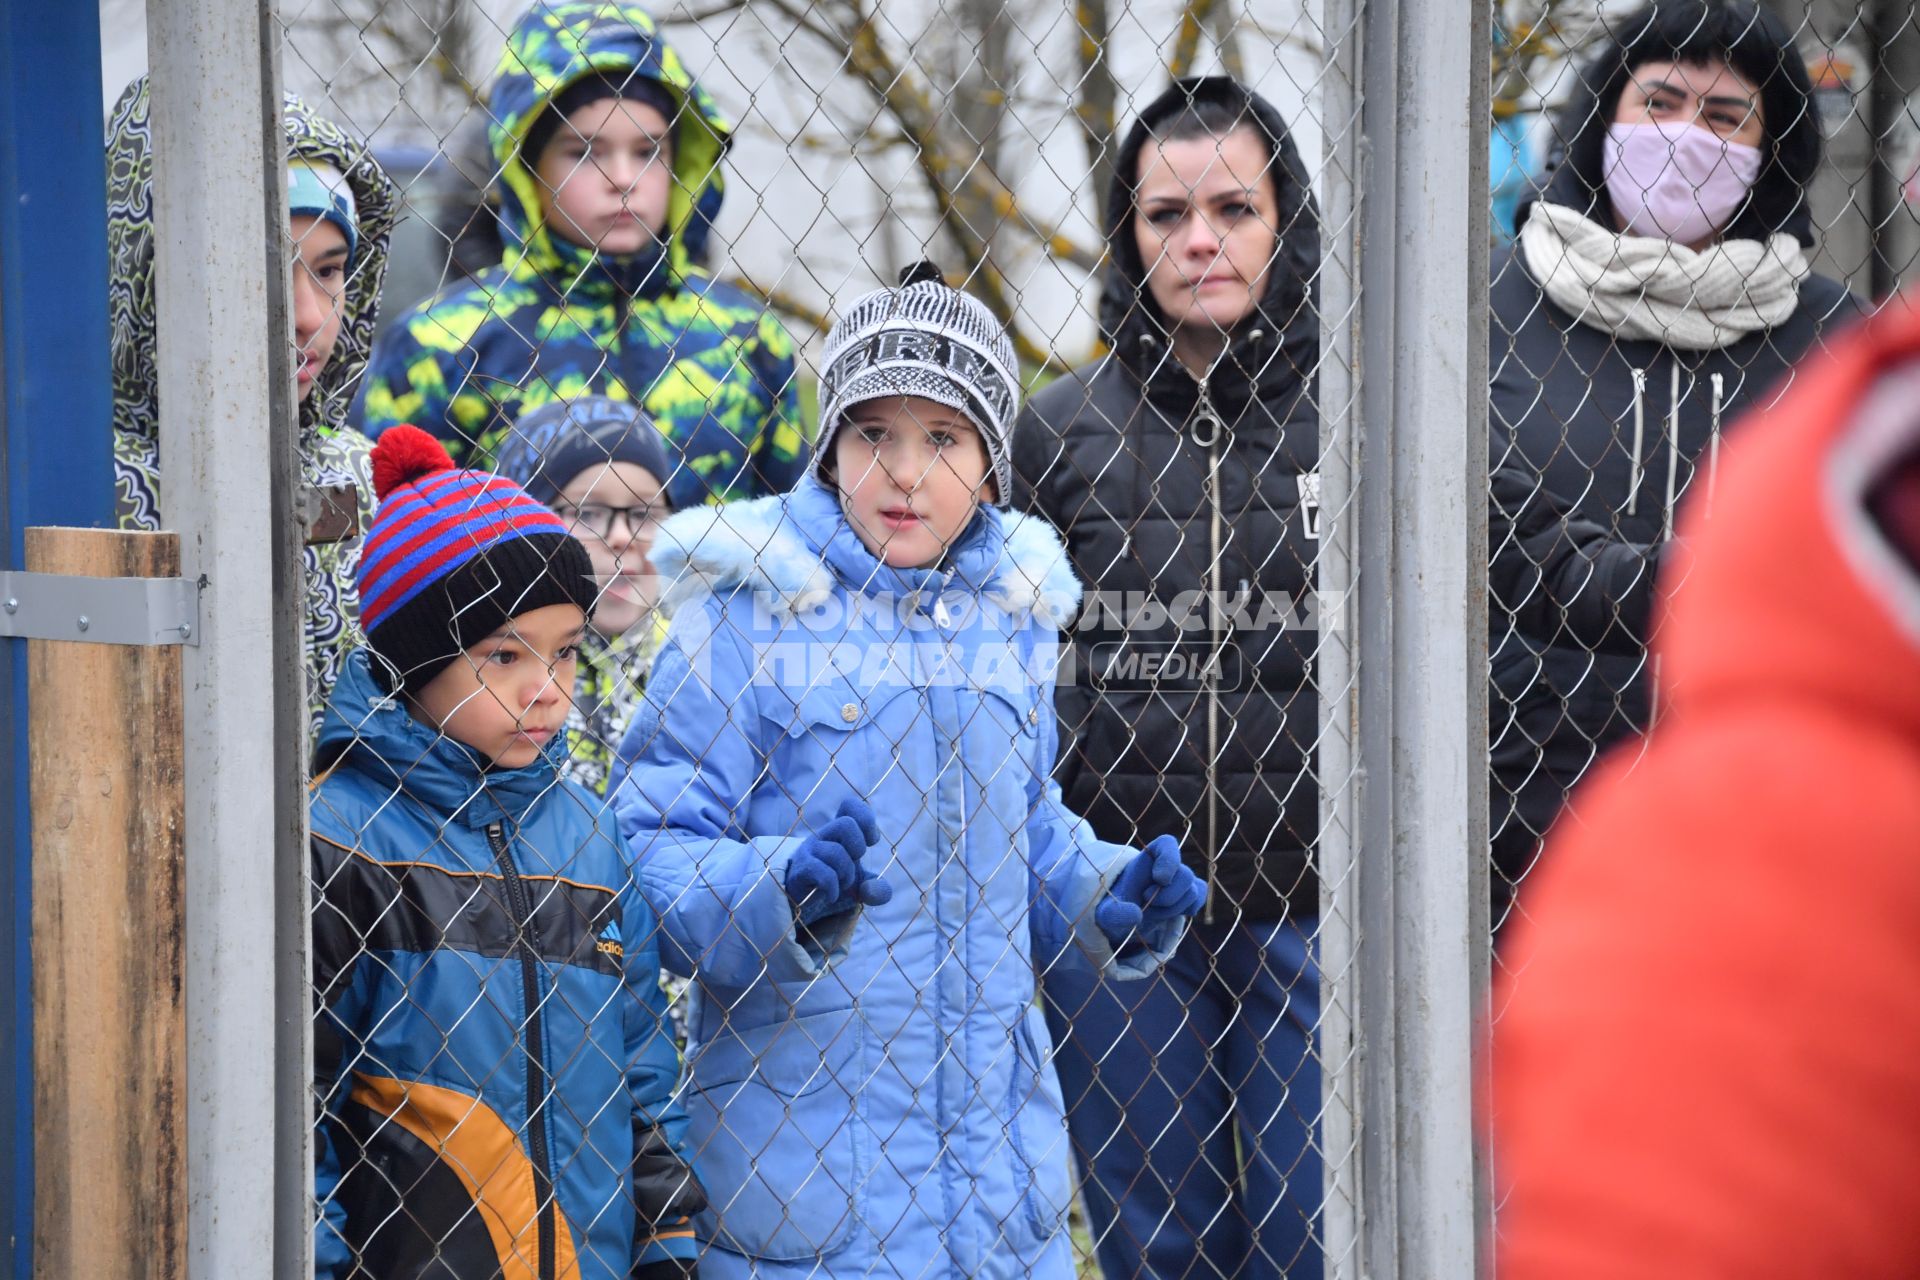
[1489,0,1865,923]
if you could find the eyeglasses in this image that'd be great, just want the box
[554,502,664,540]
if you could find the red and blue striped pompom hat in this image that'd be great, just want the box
[357,426,596,692]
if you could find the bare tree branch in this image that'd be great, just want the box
[1167,0,1211,78]
[1208,0,1247,82]
[1073,0,1120,222]
[661,0,1093,367]
[750,0,845,53]
[764,0,1102,278]
[1491,0,1607,117]
[287,0,486,124]
[659,0,753,23]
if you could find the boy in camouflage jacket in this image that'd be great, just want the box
[357,1,806,506]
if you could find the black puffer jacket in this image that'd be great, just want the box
[1017,78,1657,922]
[1491,2,1864,885]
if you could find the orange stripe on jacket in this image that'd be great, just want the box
[350,1074,582,1280]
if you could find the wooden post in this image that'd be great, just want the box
[27,527,185,1280]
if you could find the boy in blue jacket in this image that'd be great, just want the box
[612,264,1209,1278]
[310,425,704,1279]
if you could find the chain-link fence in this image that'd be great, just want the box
[257,2,1391,1275]
[85,0,1920,1273]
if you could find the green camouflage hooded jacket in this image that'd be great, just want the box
[562,612,667,798]
[107,78,397,731]
[355,2,807,507]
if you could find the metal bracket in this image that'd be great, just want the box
[300,482,362,546]
[0,570,202,646]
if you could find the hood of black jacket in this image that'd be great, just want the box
[1098,76,1321,413]
[1516,0,1821,247]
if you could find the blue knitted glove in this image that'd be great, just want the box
[785,798,893,926]
[1095,835,1207,951]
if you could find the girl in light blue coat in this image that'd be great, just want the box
[614,264,1208,1279]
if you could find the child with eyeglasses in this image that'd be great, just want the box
[497,396,680,794]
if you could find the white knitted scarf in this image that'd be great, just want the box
[1519,201,1809,351]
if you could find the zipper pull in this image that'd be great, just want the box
[929,570,954,628]
[1191,377,1223,449]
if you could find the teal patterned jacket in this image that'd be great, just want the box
[563,614,666,798]
[355,1,808,507]
[107,79,397,732]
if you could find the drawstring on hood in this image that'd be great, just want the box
[1625,361,1733,540]
[1664,363,1683,545]
[1708,372,1726,510]
[1655,307,1920,733]
[1629,367,1650,516]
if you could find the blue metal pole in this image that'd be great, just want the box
[0,1,116,1274]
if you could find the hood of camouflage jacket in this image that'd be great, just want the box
[486,1,732,298]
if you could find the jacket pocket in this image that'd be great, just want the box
[684,1008,864,1261]
[980,684,1044,742]
[1005,1006,1074,1245]
[758,680,920,807]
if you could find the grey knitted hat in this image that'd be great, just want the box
[813,262,1020,506]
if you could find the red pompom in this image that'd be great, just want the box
[371,425,455,500]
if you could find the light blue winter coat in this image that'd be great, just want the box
[612,477,1183,1279]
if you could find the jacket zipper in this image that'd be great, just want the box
[1191,377,1224,927]
[487,820,558,1280]
[612,288,632,340]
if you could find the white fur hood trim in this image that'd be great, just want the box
[651,497,838,616]
[650,497,1083,623]
[988,511,1083,625]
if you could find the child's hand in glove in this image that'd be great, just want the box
[785,798,893,925]
[1095,834,1207,951]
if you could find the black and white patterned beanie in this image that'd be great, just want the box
[814,262,1020,506]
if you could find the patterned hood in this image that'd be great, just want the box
[106,77,397,447]
[487,1,732,290]
[105,77,397,732]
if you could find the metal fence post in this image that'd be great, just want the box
[145,0,309,1274]
[1351,0,1491,1274]
[1317,0,1365,1271]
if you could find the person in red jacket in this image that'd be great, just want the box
[1488,296,1920,1276]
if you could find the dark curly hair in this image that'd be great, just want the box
[1541,0,1822,245]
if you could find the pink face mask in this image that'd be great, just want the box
[1603,120,1763,246]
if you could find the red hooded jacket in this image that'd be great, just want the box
[1491,297,1920,1277]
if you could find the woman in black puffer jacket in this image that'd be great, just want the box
[1490,1,1863,912]
[1017,76,1657,1280]
[1015,80,1327,1278]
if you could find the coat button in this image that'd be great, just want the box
[841,703,860,723]
[1027,707,1039,724]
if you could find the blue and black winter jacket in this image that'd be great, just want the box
[310,650,703,1280]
